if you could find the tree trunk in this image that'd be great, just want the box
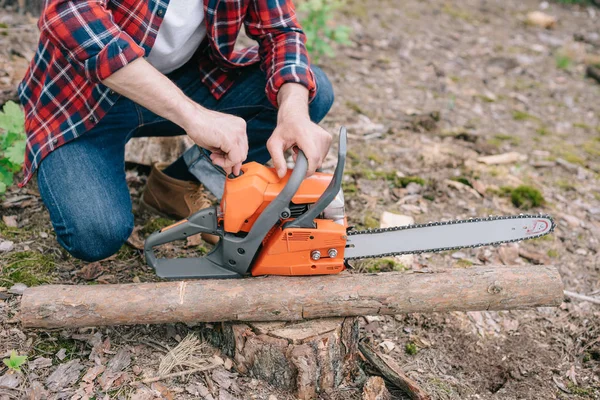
[199,318,362,399]
[20,266,564,329]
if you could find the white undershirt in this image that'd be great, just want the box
[146,0,207,74]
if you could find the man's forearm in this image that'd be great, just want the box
[101,58,196,129]
[277,83,310,123]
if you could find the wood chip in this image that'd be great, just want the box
[0,372,22,389]
[477,152,527,165]
[29,357,53,371]
[82,365,106,383]
[526,11,557,29]
[362,376,391,400]
[2,215,17,227]
[75,262,105,281]
[46,360,84,392]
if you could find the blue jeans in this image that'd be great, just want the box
[37,61,334,261]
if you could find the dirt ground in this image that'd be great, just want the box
[1,0,600,399]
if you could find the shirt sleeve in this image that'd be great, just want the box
[39,0,146,83]
[244,0,316,108]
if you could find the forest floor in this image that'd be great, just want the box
[1,0,600,399]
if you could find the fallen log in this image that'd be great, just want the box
[20,266,563,329]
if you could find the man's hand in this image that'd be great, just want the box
[182,105,248,176]
[268,83,332,178]
[102,58,249,175]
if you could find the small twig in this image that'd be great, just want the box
[132,363,218,385]
[564,290,600,305]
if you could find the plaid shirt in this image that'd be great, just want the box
[17,0,316,187]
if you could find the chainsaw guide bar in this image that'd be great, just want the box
[344,214,555,261]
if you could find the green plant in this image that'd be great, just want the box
[510,185,545,209]
[405,342,418,355]
[3,350,27,373]
[555,53,572,70]
[297,0,352,62]
[0,101,26,197]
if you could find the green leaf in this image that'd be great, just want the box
[0,163,14,187]
[0,101,25,134]
[5,140,25,167]
[3,350,27,372]
[0,181,6,195]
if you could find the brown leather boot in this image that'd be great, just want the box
[140,162,219,244]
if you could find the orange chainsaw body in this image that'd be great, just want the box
[219,161,348,276]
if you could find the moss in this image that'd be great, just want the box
[582,140,600,157]
[345,101,367,115]
[547,249,559,258]
[573,122,592,130]
[367,152,384,164]
[33,335,78,359]
[563,152,586,166]
[512,110,538,122]
[363,214,379,230]
[490,134,520,146]
[441,4,474,22]
[395,176,426,188]
[450,176,472,187]
[142,217,174,235]
[342,181,358,194]
[510,185,545,209]
[1,251,55,288]
[455,259,473,268]
[556,179,576,191]
[115,245,138,261]
[0,222,26,240]
[566,383,595,396]
[405,342,418,355]
[360,258,407,273]
[536,126,551,136]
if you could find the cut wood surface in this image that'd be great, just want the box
[20,266,564,329]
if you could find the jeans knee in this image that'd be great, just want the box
[309,65,335,123]
[58,215,133,262]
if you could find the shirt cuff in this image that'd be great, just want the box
[265,64,317,108]
[84,32,146,83]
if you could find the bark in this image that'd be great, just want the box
[198,318,361,400]
[20,266,563,329]
[359,340,430,400]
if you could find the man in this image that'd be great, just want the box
[17,0,335,262]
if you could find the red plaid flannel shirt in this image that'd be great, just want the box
[17,0,316,187]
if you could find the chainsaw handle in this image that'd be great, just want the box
[284,126,347,229]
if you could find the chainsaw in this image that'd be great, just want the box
[144,127,555,279]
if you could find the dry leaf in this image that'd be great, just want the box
[2,215,17,227]
[126,226,145,250]
[75,263,105,281]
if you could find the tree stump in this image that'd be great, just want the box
[125,136,194,166]
[198,317,362,400]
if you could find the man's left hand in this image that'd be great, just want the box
[267,83,333,178]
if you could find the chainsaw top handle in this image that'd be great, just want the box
[144,127,347,279]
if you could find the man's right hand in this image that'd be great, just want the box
[101,58,249,176]
[182,104,249,176]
